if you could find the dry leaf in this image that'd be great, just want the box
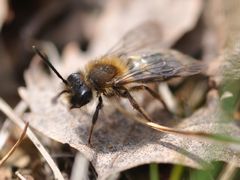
[91,0,203,55]
[17,1,240,179]
[18,47,240,179]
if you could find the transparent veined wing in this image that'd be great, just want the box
[113,49,204,85]
[104,21,164,58]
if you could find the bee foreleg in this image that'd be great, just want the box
[129,85,170,112]
[116,87,153,122]
[52,90,70,104]
[88,96,103,145]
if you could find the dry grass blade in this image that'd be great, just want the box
[0,98,64,180]
[0,121,12,150]
[158,82,179,114]
[15,171,27,180]
[115,101,240,145]
[0,122,28,166]
[70,152,89,180]
[218,161,238,180]
[144,117,240,144]
[0,101,28,150]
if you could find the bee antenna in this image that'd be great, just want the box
[32,45,68,85]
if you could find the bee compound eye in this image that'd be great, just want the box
[70,88,93,108]
[82,89,93,102]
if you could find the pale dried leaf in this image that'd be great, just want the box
[18,1,240,179]
[19,56,240,179]
[91,0,203,55]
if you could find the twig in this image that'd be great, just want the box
[0,121,11,150]
[218,161,238,180]
[158,82,179,114]
[0,101,28,150]
[70,152,89,180]
[0,122,28,166]
[0,98,64,180]
[15,171,27,180]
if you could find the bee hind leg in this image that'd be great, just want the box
[87,96,103,145]
[117,87,153,122]
[129,85,170,113]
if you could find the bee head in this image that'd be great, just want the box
[32,46,92,108]
[66,72,93,108]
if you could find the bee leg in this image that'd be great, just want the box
[117,88,153,122]
[52,90,70,103]
[88,96,103,145]
[129,85,170,113]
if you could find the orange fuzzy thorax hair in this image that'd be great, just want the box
[84,56,128,77]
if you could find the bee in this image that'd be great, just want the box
[33,22,204,145]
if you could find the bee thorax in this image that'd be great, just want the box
[87,64,118,90]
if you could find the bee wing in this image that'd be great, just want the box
[105,21,164,58]
[114,50,204,85]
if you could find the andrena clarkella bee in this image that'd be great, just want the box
[33,22,204,145]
